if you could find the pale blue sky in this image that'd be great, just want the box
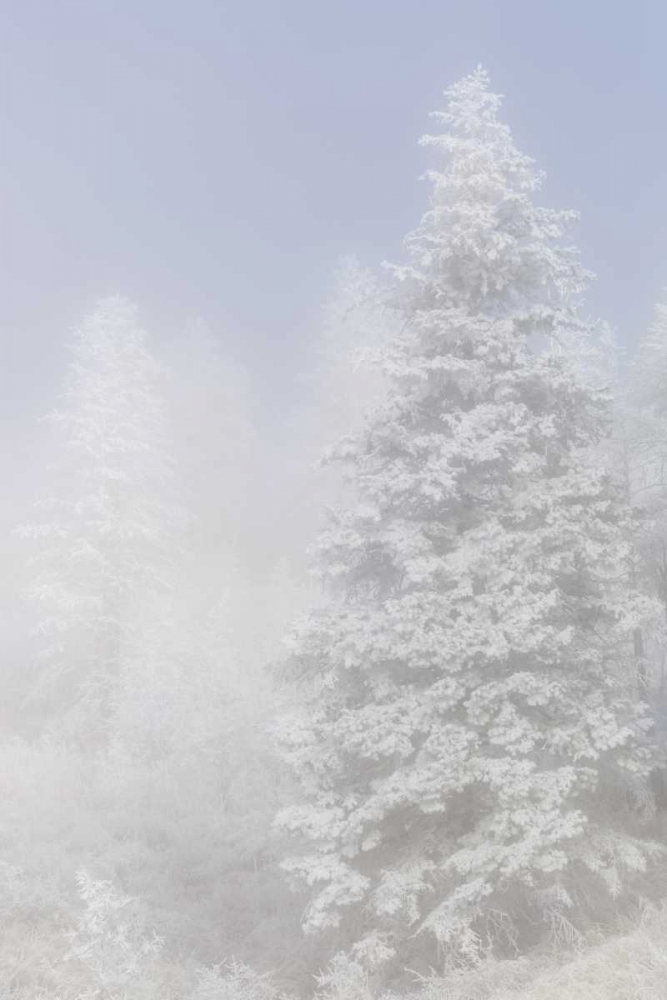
[1,0,665,424]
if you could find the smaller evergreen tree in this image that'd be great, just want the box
[165,319,258,577]
[274,257,393,574]
[621,295,667,747]
[628,298,667,622]
[20,296,180,734]
[313,257,391,452]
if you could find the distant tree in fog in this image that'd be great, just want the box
[20,296,181,736]
[306,256,392,503]
[164,319,258,579]
[276,69,660,971]
[314,257,390,446]
[610,294,667,736]
[627,297,667,622]
[273,257,394,575]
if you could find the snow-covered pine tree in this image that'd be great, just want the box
[276,69,660,968]
[20,296,179,735]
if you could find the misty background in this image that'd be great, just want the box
[4,0,666,598]
[4,4,667,999]
[3,0,667,427]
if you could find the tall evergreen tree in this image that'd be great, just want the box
[276,70,660,968]
[20,296,179,734]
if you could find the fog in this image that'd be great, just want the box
[4,3,667,999]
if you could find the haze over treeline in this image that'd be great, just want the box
[5,5,667,1000]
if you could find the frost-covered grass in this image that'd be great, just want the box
[0,736,311,992]
[407,905,667,1000]
[4,734,667,999]
[3,866,667,1000]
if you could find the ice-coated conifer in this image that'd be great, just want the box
[276,70,660,966]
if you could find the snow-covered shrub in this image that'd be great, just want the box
[191,960,284,1000]
[65,871,163,994]
[313,953,375,1000]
